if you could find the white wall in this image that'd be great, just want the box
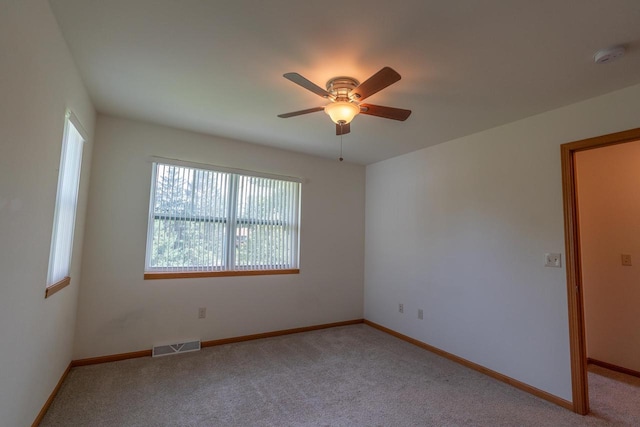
[365,83,640,401]
[577,140,640,373]
[0,1,95,425]
[74,115,365,359]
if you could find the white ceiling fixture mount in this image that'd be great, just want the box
[593,45,626,64]
[278,67,412,136]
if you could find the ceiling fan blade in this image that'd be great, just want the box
[360,104,412,121]
[350,67,401,101]
[277,107,324,118]
[283,73,334,99]
[336,123,351,135]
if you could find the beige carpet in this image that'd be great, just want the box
[41,324,640,426]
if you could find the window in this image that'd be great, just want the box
[46,111,85,297]
[144,159,301,279]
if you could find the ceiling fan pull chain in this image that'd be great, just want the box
[339,125,344,162]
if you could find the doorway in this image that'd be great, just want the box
[561,127,640,414]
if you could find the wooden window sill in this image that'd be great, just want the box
[144,269,300,280]
[45,276,71,298]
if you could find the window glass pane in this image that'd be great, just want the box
[235,175,298,269]
[150,219,225,269]
[148,164,230,271]
[153,164,229,219]
[235,224,289,268]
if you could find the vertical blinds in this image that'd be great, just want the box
[145,161,300,272]
[47,116,85,286]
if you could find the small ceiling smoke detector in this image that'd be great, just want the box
[593,45,626,64]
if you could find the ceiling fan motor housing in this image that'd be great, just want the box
[326,77,360,101]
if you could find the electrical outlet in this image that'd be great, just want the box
[544,253,562,268]
[198,307,206,319]
[399,303,404,314]
[622,254,632,266]
[418,309,423,320]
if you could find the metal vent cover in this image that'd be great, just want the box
[152,340,201,357]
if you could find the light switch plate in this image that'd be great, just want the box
[622,254,632,266]
[545,253,562,268]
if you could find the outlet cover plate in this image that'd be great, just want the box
[545,253,562,268]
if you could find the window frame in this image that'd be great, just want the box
[45,110,87,298]
[144,157,301,279]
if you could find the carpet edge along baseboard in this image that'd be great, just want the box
[70,319,364,367]
[37,320,364,425]
[363,319,574,412]
[32,363,71,427]
[587,357,640,379]
[37,318,572,426]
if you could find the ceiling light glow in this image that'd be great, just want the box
[324,101,360,124]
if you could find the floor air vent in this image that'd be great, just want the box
[152,340,201,357]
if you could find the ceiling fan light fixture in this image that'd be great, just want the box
[324,101,360,124]
[278,67,410,134]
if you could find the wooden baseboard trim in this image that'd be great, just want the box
[32,363,71,427]
[70,319,364,367]
[363,319,573,411]
[201,319,364,348]
[588,357,640,379]
[71,349,152,367]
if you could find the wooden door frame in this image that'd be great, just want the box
[561,127,640,414]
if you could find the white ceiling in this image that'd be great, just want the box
[49,0,640,164]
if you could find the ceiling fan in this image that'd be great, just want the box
[278,67,411,135]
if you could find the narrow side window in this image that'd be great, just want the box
[45,112,85,298]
